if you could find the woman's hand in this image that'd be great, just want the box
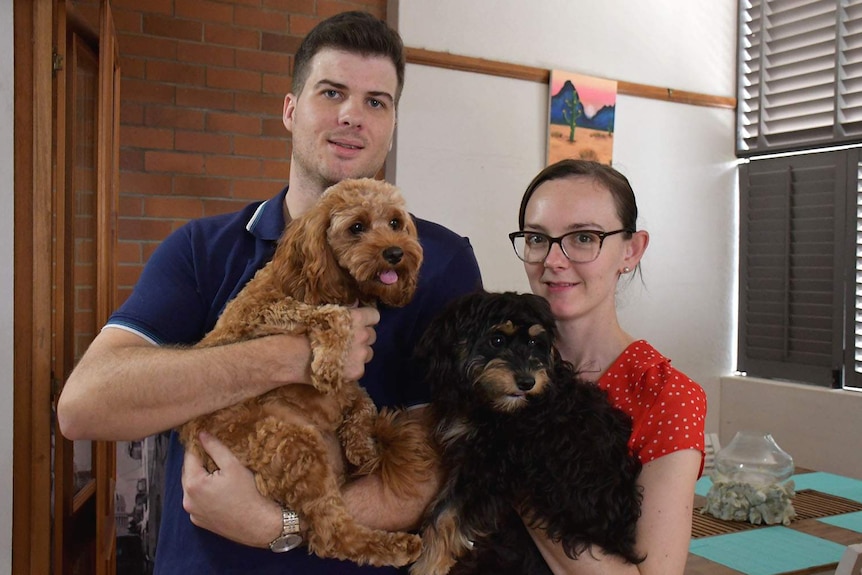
[181,432,282,548]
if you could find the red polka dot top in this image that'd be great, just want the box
[597,340,707,474]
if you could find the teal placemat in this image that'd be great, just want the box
[696,475,712,496]
[820,510,862,533]
[689,526,845,575]
[791,472,862,503]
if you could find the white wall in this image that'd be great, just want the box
[392,0,738,433]
[1,0,14,572]
[721,377,862,479]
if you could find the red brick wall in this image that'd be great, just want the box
[71,0,388,304]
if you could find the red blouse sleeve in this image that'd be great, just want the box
[629,362,707,469]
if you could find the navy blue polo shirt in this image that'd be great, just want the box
[108,186,482,574]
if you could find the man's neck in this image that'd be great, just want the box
[284,175,327,220]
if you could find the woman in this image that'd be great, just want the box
[509,159,706,574]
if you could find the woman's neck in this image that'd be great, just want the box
[554,316,635,379]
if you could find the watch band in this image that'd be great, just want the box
[281,507,301,535]
[269,507,303,553]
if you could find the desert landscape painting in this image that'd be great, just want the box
[547,70,618,166]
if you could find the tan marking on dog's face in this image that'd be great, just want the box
[528,324,547,338]
[320,179,423,307]
[493,321,517,335]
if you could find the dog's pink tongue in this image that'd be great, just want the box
[379,270,398,285]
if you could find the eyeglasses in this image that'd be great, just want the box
[508,229,634,264]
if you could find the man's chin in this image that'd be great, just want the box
[324,166,382,186]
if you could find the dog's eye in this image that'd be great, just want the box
[489,335,505,348]
[389,218,401,230]
[350,222,365,235]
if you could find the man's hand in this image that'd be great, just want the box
[343,306,379,381]
[182,432,282,548]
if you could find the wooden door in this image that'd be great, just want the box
[14,1,119,572]
[25,0,121,573]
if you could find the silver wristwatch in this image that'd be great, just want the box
[269,507,303,553]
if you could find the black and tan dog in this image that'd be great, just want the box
[410,291,644,575]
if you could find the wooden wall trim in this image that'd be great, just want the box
[405,47,737,110]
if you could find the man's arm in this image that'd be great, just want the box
[57,307,380,441]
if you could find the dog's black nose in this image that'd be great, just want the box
[515,376,535,391]
[383,246,404,265]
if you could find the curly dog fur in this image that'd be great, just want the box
[179,178,435,567]
[409,291,644,575]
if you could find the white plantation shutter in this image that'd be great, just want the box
[849,158,862,387]
[738,0,862,154]
[738,0,763,149]
[841,2,862,136]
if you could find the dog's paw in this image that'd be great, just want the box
[410,508,469,575]
[409,549,457,575]
[362,532,423,568]
[306,305,353,393]
[339,386,383,472]
[307,527,422,568]
[390,532,424,566]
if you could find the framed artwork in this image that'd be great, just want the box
[547,70,617,166]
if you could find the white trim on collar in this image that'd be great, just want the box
[245,199,269,233]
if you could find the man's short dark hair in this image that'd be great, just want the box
[292,11,406,104]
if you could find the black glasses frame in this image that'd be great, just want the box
[508,229,634,263]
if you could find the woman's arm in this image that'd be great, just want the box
[530,449,702,575]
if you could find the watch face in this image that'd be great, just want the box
[269,533,303,553]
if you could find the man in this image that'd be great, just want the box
[58,11,482,574]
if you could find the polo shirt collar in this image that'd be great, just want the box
[245,185,289,242]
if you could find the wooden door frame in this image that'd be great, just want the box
[13,1,119,573]
[13,0,55,574]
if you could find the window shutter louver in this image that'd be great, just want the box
[739,152,846,386]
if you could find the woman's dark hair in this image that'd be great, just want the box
[292,11,406,104]
[517,159,639,234]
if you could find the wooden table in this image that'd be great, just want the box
[685,474,862,575]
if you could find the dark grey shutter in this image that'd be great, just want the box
[738,150,847,386]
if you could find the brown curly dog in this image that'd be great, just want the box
[179,178,433,567]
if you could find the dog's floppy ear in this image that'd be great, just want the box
[273,194,355,305]
[520,293,557,333]
[414,290,488,409]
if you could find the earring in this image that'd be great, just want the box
[623,267,631,273]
